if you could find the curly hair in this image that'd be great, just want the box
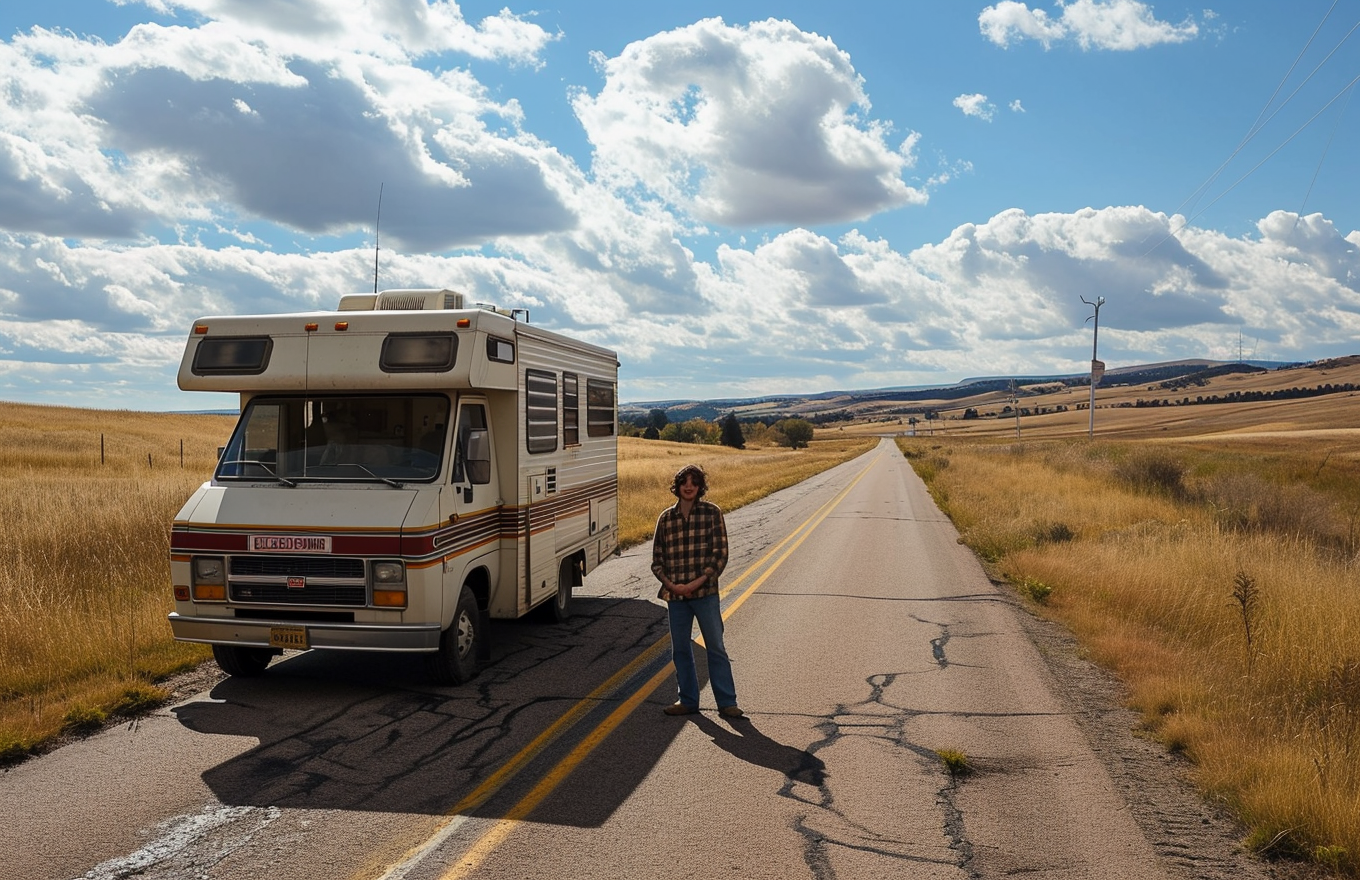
[669,464,709,499]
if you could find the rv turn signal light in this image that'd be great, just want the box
[373,590,407,608]
[193,583,227,601]
[334,322,349,331]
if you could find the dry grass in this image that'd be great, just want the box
[0,400,870,762]
[901,435,1360,873]
[0,401,233,762]
[618,434,876,547]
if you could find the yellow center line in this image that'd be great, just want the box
[376,451,883,880]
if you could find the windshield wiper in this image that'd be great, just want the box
[220,459,296,487]
[315,462,406,488]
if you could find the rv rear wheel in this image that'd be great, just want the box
[212,644,275,677]
[546,556,577,623]
[429,585,481,685]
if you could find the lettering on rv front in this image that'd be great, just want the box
[250,535,333,553]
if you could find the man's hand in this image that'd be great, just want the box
[670,576,706,597]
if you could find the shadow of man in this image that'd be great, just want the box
[690,714,826,787]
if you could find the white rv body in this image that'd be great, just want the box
[168,289,619,683]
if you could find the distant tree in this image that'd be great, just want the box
[643,425,660,440]
[719,413,745,449]
[648,408,669,432]
[660,418,719,444]
[775,418,814,449]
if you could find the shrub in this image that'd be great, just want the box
[1114,449,1186,497]
[1015,576,1053,603]
[1034,521,1075,544]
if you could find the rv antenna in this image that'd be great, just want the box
[373,183,384,295]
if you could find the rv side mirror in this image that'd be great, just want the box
[466,429,491,485]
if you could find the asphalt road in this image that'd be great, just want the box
[1,439,1271,880]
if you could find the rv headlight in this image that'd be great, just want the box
[372,561,405,584]
[193,556,225,584]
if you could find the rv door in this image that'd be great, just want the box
[449,400,495,517]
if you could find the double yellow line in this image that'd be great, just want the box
[374,452,880,880]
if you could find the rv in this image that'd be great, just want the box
[167,288,619,684]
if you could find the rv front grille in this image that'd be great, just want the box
[231,556,364,579]
[228,554,368,606]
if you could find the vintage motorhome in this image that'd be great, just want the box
[167,288,619,683]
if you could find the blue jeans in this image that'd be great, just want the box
[667,593,738,708]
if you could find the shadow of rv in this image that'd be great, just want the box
[173,597,709,824]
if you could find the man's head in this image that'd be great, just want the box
[670,464,708,499]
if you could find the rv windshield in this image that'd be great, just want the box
[216,395,449,484]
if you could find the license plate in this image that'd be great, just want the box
[269,625,308,650]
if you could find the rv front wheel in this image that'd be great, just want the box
[429,585,481,685]
[212,644,275,677]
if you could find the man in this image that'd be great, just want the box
[651,464,743,719]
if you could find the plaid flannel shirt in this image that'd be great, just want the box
[651,499,729,602]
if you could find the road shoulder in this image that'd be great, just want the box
[1004,579,1317,880]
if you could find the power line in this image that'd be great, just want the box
[1143,6,1359,255]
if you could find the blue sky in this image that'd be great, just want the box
[0,1,1357,411]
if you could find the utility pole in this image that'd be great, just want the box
[1081,295,1105,438]
[1010,378,1021,440]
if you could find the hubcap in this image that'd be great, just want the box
[455,609,474,658]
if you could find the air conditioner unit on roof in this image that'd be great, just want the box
[372,288,466,311]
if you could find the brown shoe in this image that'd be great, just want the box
[719,705,745,719]
[664,703,699,716]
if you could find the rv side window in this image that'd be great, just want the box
[381,333,457,372]
[525,369,558,454]
[563,373,580,446]
[192,336,272,375]
[487,337,515,364]
[586,379,616,438]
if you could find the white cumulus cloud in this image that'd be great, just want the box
[572,17,926,228]
[953,93,997,121]
[979,0,1201,51]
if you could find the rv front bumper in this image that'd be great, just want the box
[168,613,442,652]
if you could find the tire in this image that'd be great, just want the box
[212,644,275,677]
[428,585,482,685]
[544,556,577,623]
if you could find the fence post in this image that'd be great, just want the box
[101,434,105,465]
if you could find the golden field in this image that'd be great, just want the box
[891,358,1360,874]
[0,402,234,761]
[0,399,870,762]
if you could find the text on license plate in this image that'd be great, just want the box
[269,625,308,650]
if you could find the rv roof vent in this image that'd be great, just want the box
[338,293,377,310]
[374,288,466,311]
